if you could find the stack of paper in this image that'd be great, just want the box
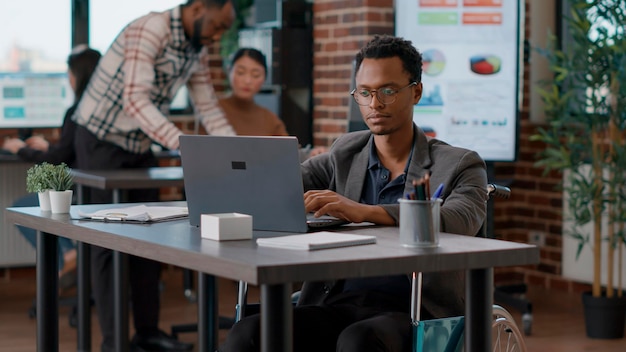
[256,231,376,250]
[78,205,188,223]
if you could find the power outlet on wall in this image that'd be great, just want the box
[528,231,546,247]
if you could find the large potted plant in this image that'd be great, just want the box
[531,0,626,339]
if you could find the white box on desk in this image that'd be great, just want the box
[201,213,252,241]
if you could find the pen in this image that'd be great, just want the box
[432,183,444,199]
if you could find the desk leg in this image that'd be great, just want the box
[113,189,121,204]
[465,268,493,352]
[76,183,91,351]
[77,242,91,352]
[37,230,59,352]
[260,283,292,352]
[114,251,129,352]
[198,273,218,352]
[76,184,84,205]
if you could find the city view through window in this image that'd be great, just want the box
[0,1,184,128]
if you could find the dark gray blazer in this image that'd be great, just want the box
[298,125,488,318]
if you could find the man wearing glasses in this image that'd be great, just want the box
[220,35,488,352]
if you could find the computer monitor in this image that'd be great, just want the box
[0,72,73,129]
[170,85,192,115]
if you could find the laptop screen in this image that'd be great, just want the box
[179,135,309,233]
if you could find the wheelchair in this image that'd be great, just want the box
[411,271,526,352]
[231,184,528,351]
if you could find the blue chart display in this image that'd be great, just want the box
[396,1,521,162]
[422,49,446,76]
[0,72,73,128]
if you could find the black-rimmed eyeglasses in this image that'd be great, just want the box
[350,82,417,106]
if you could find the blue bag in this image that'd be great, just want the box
[412,272,465,352]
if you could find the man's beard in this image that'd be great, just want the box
[190,17,206,52]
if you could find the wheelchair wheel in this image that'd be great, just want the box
[492,305,527,352]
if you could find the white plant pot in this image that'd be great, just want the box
[49,190,73,214]
[37,190,51,211]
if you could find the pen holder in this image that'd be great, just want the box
[398,198,442,248]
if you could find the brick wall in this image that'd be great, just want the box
[312,0,395,147]
[312,0,582,293]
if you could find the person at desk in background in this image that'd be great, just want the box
[219,35,488,352]
[219,47,288,136]
[2,45,101,288]
[219,47,327,157]
[70,1,235,351]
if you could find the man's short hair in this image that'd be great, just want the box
[355,35,422,83]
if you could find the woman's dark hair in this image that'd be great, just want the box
[185,0,230,7]
[67,45,101,102]
[230,47,267,75]
[355,35,423,84]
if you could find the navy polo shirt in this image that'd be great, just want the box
[342,137,412,302]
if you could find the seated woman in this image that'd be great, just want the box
[2,45,101,287]
[219,47,288,136]
[220,47,327,158]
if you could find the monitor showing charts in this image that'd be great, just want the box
[170,85,192,114]
[0,72,73,128]
[0,71,192,130]
[396,0,522,162]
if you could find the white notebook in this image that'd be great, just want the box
[256,231,376,250]
[78,205,188,223]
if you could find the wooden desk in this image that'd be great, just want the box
[69,167,185,351]
[5,203,539,352]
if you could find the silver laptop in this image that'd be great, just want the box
[179,135,345,233]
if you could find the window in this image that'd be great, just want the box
[0,1,72,128]
[89,0,185,53]
[90,0,192,114]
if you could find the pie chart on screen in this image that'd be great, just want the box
[422,49,446,76]
[470,55,502,75]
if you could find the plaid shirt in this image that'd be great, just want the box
[72,6,235,154]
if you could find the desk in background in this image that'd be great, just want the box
[6,202,539,352]
[0,156,34,267]
[69,166,185,351]
[0,149,180,268]
[71,166,184,203]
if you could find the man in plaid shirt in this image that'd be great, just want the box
[72,1,235,351]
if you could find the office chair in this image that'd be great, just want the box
[169,277,237,339]
[27,285,89,328]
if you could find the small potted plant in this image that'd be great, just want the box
[26,162,56,211]
[48,163,74,214]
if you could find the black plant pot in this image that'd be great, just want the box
[582,291,626,339]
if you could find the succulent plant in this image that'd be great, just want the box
[26,162,74,193]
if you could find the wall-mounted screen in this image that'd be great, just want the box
[396,0,522,162]
[0,72,73,128]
